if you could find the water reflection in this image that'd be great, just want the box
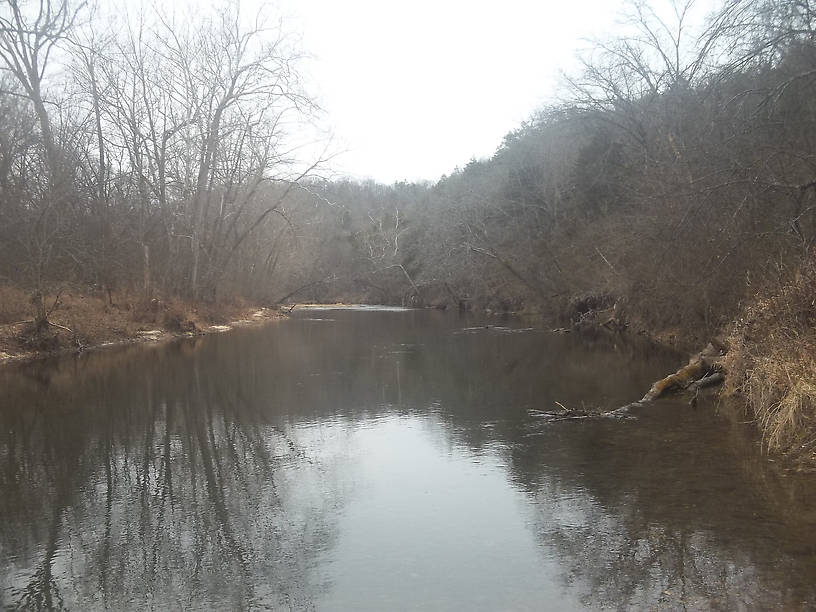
[0,310,814,610]
[0,340,339,610]
[511,403,816,610]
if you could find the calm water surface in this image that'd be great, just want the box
[1,308,815,610]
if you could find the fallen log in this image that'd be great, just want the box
[640,342,724,402]
[530,342,728,422]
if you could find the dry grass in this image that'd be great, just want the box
[0,285,271,360]
[724,257,816,461]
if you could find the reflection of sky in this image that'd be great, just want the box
[287,405,816,611]
[292,414,581,611]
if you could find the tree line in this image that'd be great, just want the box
[2,0,816,344]
[0,0,324,327]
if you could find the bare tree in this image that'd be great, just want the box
[0,0,84,177]
[0,0,85,328]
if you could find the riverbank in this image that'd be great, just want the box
[0,285,284,366]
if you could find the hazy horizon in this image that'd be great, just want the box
[282,0,631,184]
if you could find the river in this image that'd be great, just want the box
[1,307,815,610]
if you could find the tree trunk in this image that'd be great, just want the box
[31,290,48,331]
[143,243,152,300]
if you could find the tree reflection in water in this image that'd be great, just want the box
[0,340,340,610]
[499,402,816,610]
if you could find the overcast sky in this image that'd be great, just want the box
[278,0,630,183]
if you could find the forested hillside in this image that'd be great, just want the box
[2,0,816,456]
[268,0,816,345]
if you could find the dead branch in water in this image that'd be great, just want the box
[529,403,634,422]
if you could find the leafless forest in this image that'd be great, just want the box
[1,1,816,452]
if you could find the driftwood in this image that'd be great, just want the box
[531,342,727,423]
[10,318,74,334]
[46,321,74,334]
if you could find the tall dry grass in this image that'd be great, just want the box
[724,257,816,458]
